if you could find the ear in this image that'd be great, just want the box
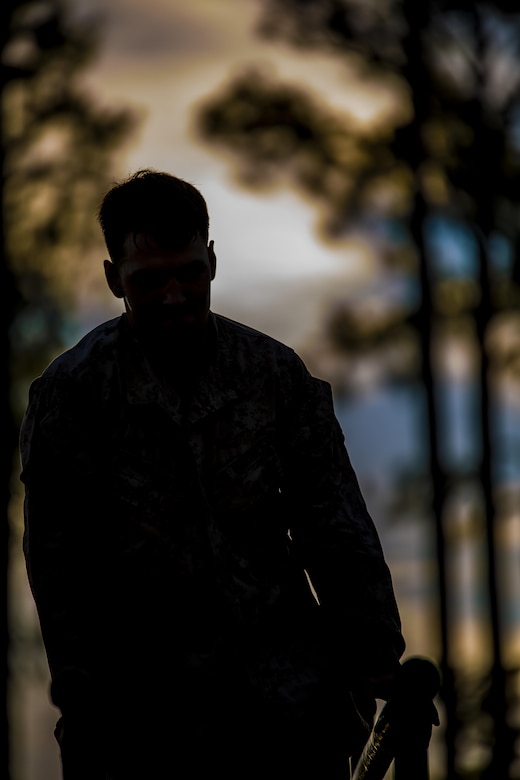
[208,240,217,281]
[104,259,124,299]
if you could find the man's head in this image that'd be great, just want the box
[98,169,216,349]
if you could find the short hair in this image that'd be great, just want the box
[98,168,210,262]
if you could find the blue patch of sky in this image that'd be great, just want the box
[436,378,520,483]
[334,384,428,481]
[493,395,520,483]
[435,378,481,474]
[362,214,409,245]
[488,231,514,277]
[9,308,47,348]
[11,307,93,364]
[425,215,479,279]
[336,379,520,485]
[509,103,520,153]
[345,215,422,310]
[385,270,421,310]
[426,214,514,279]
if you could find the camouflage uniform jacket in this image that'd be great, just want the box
[20,312,405,718]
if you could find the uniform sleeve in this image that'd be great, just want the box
[20,374,105,712]
[282,365,406,677]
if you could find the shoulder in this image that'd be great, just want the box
[213,313,333,407]
[20,317,124,467]
[214,313,306,372]
[24,317,124,415]
[40,317,123,381]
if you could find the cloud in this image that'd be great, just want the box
[78,0,259,66]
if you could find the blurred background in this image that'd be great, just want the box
[2,0,520,778]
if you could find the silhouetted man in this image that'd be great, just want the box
[20,169,405,779]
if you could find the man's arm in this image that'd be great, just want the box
[20,374,107,775]
[282,367,405,686]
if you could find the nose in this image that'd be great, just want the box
[162,276,185,305]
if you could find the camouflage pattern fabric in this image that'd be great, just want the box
[20,311,405,758]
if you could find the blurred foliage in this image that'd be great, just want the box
[2,0,138,423]
[195,0,520,397]
[195,1,520,777]
[1,4,137,777]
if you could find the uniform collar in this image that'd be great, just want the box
[119,313,239,423]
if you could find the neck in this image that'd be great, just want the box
[142,320,215,396]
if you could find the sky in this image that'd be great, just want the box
[74,0,397,351]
